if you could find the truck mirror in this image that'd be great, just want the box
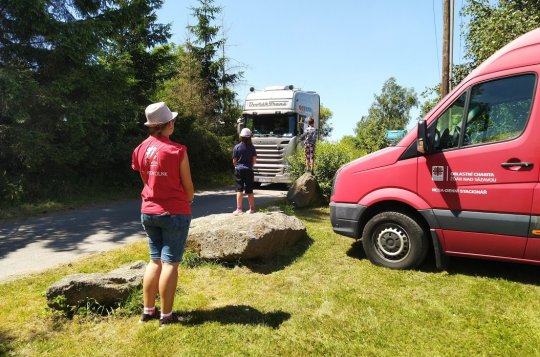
[417,120,428,155]
[237,118,245,134]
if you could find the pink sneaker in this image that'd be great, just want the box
[233,208,243,215]
[247,209,256,214]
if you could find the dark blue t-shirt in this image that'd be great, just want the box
[233,143,257,170]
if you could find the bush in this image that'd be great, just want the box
[174,120,233,183]
[289,139,365,200]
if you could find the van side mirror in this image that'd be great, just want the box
[297,117,305,134]
[417,120,428,155]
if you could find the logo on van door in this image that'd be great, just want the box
[432,166,445,181]
[431,166,497,183]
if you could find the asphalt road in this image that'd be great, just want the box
[0,185,287,282]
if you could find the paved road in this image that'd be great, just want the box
[0,186,287,282]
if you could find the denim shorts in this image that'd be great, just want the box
[141,213,192,263]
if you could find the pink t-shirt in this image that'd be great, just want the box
[132,136,191,215]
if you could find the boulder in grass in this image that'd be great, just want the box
[46,261,146,310]
[287,172,322,208]
[186,212,307,261]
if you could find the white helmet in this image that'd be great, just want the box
[240,128,252,138]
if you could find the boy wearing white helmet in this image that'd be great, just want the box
[232,128,257,214]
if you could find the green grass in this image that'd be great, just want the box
[2,207,540,356]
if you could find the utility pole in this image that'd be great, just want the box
[442,0,451,97]
[449,0,454,91]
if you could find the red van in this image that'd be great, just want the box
[330,28,540,270]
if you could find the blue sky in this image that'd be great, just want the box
[157,1,467,141]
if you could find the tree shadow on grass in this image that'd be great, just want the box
[177,305,290,329]
[0,329,16,356]
[444,257,540,285]
[292,207,329,224]
[346,240,540,285]
[228,235,314,275]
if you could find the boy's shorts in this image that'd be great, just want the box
[141,213,192,263]
[235,168,255,194]
[304,143,315,161]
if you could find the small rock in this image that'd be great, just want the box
[46,261,146,310]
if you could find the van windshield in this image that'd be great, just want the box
[245,114,298,137]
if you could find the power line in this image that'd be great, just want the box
[433,0,440,79]
[458,0,463,62]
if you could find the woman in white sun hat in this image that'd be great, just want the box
[131,102,194,327]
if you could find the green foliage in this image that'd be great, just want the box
[355,77,417,153]
[0,0,174,204]
[419,85,441,119]
[181,250,207,268]
[49,289,144,319]
[319,105,334,140]
[462,0,540,67]
[422,0,540,118]
[289,140,365,199]
[171,119,233,182]
[280,202,296,216]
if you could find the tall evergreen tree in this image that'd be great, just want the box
[184,0,242,135]
[0,0,173,203]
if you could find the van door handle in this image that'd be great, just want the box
[501,162,533,168]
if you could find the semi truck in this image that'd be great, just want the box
[237,85,320,184]
[330,27,540,270]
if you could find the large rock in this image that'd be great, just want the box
[287,172,322,208]
[186,212,306,261]
[46,261,146,310]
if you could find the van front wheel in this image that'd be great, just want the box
[362,211,428,269]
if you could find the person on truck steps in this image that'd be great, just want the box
[302,117,317,173]
[232,128,258,215]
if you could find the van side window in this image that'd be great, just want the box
[463,74,535,146]
[432,93,466,151]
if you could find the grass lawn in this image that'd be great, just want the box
[2,207,540,356]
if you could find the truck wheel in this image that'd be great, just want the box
[362,211,428,270]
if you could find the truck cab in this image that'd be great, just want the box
[330,28,540,270]
[238,85,320,184]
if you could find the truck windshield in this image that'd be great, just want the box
[246,114,298,137]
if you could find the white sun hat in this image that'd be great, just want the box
[144,102,178,127]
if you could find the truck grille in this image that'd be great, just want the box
[253,140,290,177]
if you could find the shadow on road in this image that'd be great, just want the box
[257,183,289,192]
[0,186,287,264]
[0,201,143,260]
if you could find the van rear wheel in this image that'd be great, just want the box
[362,211,428,270]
